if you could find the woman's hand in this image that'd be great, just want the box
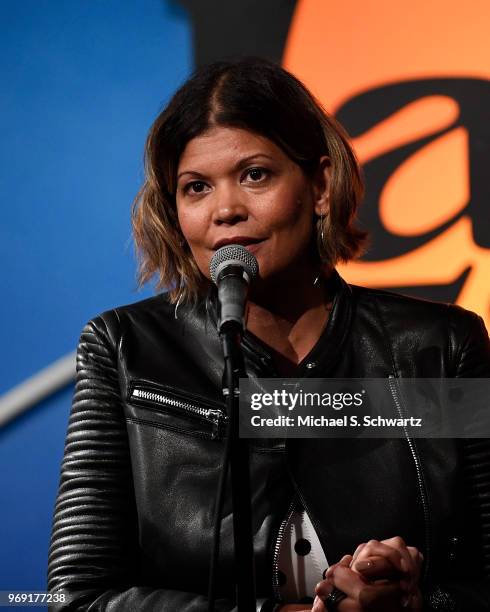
[313,537,423,611]
[350,537,423,603]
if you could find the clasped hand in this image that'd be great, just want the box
[279,536,423,612]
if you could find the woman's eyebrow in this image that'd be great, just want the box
[235,153,275,169]
[177,169,206,181]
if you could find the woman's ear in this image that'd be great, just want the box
[313,156,332,216]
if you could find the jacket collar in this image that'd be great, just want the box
[204,269,353,377]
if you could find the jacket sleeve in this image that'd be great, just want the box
[424,308,490,612]
[47,314,247,612]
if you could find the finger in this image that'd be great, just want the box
[323,554,353,580]
[312,595,326,612]
[354,555,403,581]
[407,546,423,562]
[351,542,366,564]
[381,536,417,582]
[355,540,416,595]
[406,547,424,585]
[382,536,423,593]
[328,564,368,599]
[355,539,408,575]
[315,578,334,599]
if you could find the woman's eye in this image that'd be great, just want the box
[184,181,208,194]
[243,167,269,182]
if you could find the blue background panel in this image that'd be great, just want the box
[0,0,192,593]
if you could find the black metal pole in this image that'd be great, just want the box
[222,329,256,611]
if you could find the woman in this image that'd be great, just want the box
[48,57,490,611]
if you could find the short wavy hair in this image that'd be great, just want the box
[132,57,367,304]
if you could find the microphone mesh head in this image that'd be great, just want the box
[209,244,259,284]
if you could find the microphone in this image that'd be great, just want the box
[209,244,259,334]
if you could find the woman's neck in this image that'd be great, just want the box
[244,266,333,375]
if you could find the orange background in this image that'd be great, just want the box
[283,0,490,330]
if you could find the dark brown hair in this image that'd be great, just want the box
[132,57,366,304]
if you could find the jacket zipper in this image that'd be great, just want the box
[388,375,431,580]
[272,497,297,600]
[130,387,226,439]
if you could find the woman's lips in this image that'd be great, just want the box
[243,240,264,254]
[213,236,265,250]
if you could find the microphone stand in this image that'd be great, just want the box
[208,249,259,612]
[220,323,256,611]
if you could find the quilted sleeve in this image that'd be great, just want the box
[425,309,490,611]
[47,314,238,611]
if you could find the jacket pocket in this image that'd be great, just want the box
[126,380,227,440]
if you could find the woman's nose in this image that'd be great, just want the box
[211,187,248,225]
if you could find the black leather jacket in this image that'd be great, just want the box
[48,271,490,611]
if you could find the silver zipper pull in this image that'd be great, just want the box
[207,409,223,439]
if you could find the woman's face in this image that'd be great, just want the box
[175,126,330,284]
